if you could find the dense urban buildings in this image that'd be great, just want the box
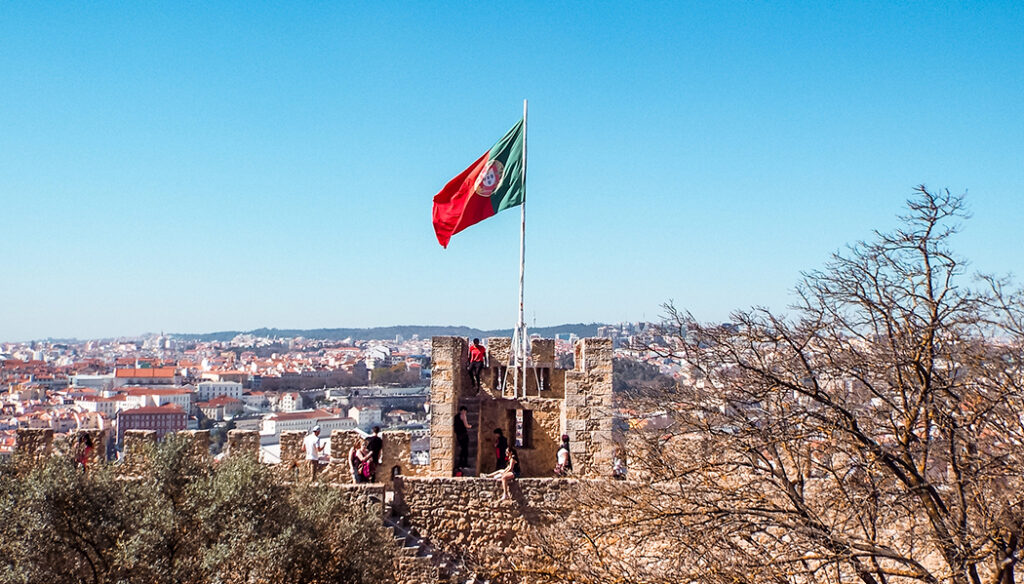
[0,325,671,461]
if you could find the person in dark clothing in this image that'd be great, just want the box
[454,405,472,469]
[493,428,508,472]
[468,338,486,390]
[365,426,383,482]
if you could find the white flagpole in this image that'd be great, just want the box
[517,99,528,398]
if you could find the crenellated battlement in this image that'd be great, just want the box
[429,336,621,479]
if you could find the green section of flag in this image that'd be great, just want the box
[487,118,524,213]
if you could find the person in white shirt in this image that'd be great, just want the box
[304,425,326,482]
[554,434,572,476]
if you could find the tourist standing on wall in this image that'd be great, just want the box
[454,405,472,470]
[468,338,486,390]
[493,428,508,472]
[366,426,383,481]
[554,434,573,476]
[304,425,326,482]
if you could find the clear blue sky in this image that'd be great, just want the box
[2,2,1022,342]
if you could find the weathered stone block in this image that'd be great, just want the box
[280,430,306,465]
[14,428,53,467]
[530,338,555,365]
[182,430,211,461]
[487,337,512,363]
[226,429,260,459]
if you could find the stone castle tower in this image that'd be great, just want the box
[428,336,619,478]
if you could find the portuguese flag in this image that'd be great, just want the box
[432,118,525,248]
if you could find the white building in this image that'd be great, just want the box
[260,409,356,444]
[196,381,243,401]
[348,405,382,430]
[279,392,302,412]
[121,387,194,415]
[240,391,270,411]
[74,396,123,417]
[364,346,390,369]
[71,374,116,391]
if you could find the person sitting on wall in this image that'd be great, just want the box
[454,405,472,470]
[554,434,573,477]
[468,338,486,390]
[493,428,508,472]
[304,425,326,482]
[486,446,521,502]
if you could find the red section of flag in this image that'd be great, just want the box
[431,152,498,248]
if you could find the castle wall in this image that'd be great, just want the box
[564,337,619,477]
[480,337,563,398]
[429,336,469,476]
[392,477,594,578]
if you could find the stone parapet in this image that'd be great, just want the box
[530,338,555,368]
[381,430,429,485]
[226,429,260,459]
[122,430,157,474]
[14,428,53,467]
[563,338,618,477]
[324,429,425,488]
[280,430,306,465]
[487,337,512,364]
[180,430,211,466]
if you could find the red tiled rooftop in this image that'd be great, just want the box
[119,404,185,415]
[116,368,176,378]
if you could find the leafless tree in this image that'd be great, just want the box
[540,187,1024,584]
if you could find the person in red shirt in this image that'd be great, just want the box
[468,338,486,390]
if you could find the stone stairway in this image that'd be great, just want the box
[385,515,437,583]
[385,513,489,584]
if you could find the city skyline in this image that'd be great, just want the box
[3,3,1023,342]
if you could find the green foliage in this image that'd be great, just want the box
[370,363,420,386]
[0,457,128,584]
[612,357,675,393]
[0,436,395,584]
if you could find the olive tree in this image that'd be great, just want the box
[0,434,395,584]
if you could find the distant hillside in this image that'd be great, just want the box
[171,323,606,343]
